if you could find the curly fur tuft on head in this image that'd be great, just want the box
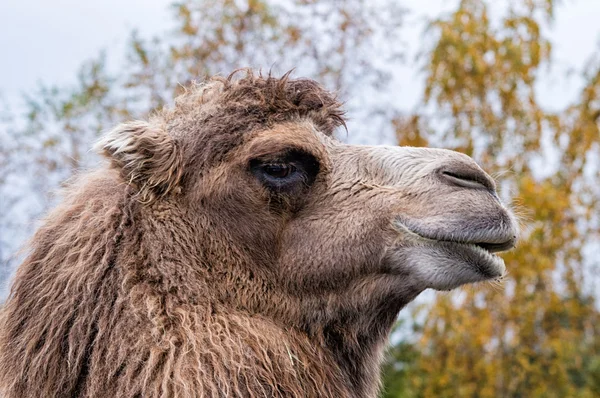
[173,69,346,137]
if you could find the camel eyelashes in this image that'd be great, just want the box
[262,163,296,179]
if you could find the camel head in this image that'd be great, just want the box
[95,71,519,396]
[98,72,516,294]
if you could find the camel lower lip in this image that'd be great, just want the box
[445,241,506,278]
[393,221,507,278]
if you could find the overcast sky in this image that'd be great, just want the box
[1,0,599,116]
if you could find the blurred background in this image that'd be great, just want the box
[1,0,599,396]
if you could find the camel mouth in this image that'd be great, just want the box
[393,219,515,253]
[392,220,511,281]
[473,239,516,253]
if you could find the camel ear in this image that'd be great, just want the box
[95,121,183,201]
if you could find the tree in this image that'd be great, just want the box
[0,55,118,277]
[383,1,600,396]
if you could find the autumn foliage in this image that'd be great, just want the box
[384,1,600,396]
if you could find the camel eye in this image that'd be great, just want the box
[249,149,320,195]
[263,164,295,179]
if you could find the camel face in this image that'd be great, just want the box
[188,118,517,301]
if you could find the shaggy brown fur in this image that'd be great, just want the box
[0,70,517,397]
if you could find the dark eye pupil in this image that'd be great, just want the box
[264,164,293,178]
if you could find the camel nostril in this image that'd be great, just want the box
[440,168,496,192]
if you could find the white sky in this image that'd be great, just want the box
[1,0,599,116]
[0,0,174,106]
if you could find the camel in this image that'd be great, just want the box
[0,71,517,398]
